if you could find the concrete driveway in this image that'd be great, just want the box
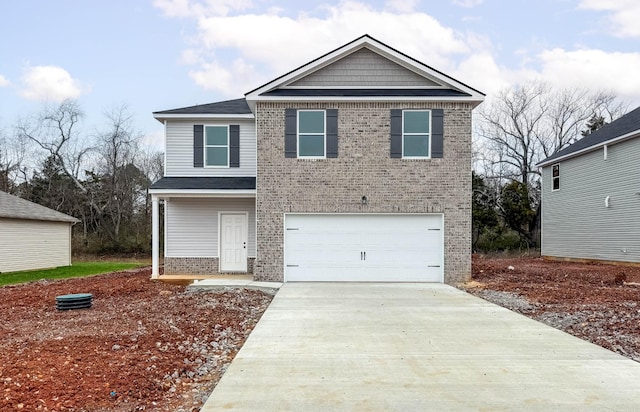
[202,283,640,411]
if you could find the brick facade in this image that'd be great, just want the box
[254,101,473,284]
[164,257,255,275]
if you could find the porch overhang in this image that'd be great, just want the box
[149,176,257,279]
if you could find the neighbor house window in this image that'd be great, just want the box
[298,110,325,158]
[205,125,229,167]
[552,164,560,191]
[403,110,430,158]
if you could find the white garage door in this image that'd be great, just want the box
[284,214,443,282]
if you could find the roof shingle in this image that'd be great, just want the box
[0,190,79,223]
[153,98,251,115]
[150,177,256,190]
[540,106,640,166]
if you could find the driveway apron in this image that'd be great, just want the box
[202,283,640,411]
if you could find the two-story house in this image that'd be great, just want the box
[149,35,484,284]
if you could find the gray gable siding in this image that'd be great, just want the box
[288,48,440,88]
[165,120,256,177]
[541,136,640,263]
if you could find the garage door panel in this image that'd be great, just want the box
[284,214,443,282]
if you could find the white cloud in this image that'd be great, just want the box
[384,0,419,13]
[537,48,640,105]
[451,0,484,8]
[163,0,478,97]
[0,74,9,87]
[579,0,640,37]
[20,65,89,102]
[153,0,253,18]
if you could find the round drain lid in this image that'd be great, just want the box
[56,293,93,310]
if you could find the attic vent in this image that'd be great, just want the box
[56,293,93,310]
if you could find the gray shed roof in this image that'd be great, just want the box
[153,98,251,116]
[539,106,640,167]
[0,190,79,223]
[150,177,256,190]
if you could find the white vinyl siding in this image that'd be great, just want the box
[287,48,440,88]
[165,198,256,257]
[542,137,640,263]
[165,119,256,176]
[0,218,72,273]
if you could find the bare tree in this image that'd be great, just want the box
[16,99,93,191]
[476,80,627,189]
[475,80,628,247]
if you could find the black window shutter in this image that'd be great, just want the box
[193,125,204,167]
[285,109,297,158]
[390,109,402,158]
[326,109,338,158]
[431,109,444,158]
[229,125,240,167]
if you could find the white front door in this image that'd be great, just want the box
[219,213,248,272]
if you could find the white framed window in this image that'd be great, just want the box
[205,125,229,167]
[298,110,326,158]
[402,110,431,158]
[552,164,560,191]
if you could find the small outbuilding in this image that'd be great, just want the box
[0,190,79,273]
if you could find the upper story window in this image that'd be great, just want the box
[205,125,229,167]
[552,164,560,191]
[298,110,326,158]
[403,110,431,158]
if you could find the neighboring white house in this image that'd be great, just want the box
[0,190,79,273]
[538,106,640,263]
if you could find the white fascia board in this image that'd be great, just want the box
[153,113,255,122]
[537,130,640,168]
[148,189,256,198]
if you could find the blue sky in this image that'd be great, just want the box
[1,0,640,149]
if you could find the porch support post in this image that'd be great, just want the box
[152,195,160,279]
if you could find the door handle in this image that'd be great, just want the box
[363,251,366,260]
[243,241,246,249]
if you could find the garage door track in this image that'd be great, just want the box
[202,283,640,411]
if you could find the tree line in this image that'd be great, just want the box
[472,80,628,251]
[0,81,630,256]
[0,100,163,254]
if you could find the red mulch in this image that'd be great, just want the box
[0,268,273,411]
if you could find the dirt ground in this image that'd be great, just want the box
[466,255,640,362]
[0,268,273,411]
[4,257,640,410]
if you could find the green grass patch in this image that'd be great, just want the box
[0,262,141,287]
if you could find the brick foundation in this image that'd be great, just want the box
[164,257,255,275]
